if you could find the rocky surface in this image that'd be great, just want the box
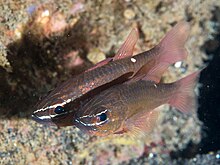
[0,0,220,164]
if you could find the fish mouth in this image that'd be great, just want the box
[74,118,94,133]
[31,113,56,126]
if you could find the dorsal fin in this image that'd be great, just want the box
[113,28,139,60]
[85,28,139,72]
[85,58,113,72]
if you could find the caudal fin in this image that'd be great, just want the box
[169,70,201,113]
[144,21,190,83]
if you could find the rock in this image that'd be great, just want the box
[87,48,106,64]
[123,9,136,20]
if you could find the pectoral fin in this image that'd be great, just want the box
[115,108,161,138]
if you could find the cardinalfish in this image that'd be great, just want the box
[74,70,201,137]
[32,21,190,127]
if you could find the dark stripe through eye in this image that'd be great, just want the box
[54,106,66,114]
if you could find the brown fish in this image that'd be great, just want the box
[32,21,190,126]
[74,70,201,137]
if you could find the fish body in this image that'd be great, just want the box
[32,22,190,126]
[74,71,200,136]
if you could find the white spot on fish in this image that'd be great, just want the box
[131,58,136,63]
[174,61,182,68]
[173,116,177,121]
[33,115,51,120]
[94,109,108,117]
[33,98,72,113]
[154,84,157,88]
[41,10,50,17]
[149,153,154,158]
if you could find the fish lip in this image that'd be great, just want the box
[73,118,81,127]
[74,118,89,130]
[31,113,56,126]
[74,118,98,135]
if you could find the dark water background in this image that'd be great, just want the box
[198,7,220,154]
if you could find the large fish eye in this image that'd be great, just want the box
[54,106,66,114]
[97,112,107,122]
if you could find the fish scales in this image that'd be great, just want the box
[32,21,190,127]
[74,71,200,136]
[118,81,175,111]
[36,53,156,110]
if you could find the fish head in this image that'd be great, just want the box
[74,106,123,136]
[74,93,125,136]
[32,104,69,126]
[32,75,84,126]
[32,93,73,126]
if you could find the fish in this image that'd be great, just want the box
[74,70,201,137]
[32,21,190,126]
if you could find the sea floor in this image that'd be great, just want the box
[0,0,220,164]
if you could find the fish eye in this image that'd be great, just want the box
[54,106,66,114]
[97,112,107,122]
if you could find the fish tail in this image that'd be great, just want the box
[169,70,201,113]
[158,21,190,61]
[145,21,190,83]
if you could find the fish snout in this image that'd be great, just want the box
[31,112,56,126]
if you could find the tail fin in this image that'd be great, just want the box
[144,21,190,83]
[169,70,201,113]
[158,21,190,62]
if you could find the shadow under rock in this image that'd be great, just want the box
[0,19,94,118]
